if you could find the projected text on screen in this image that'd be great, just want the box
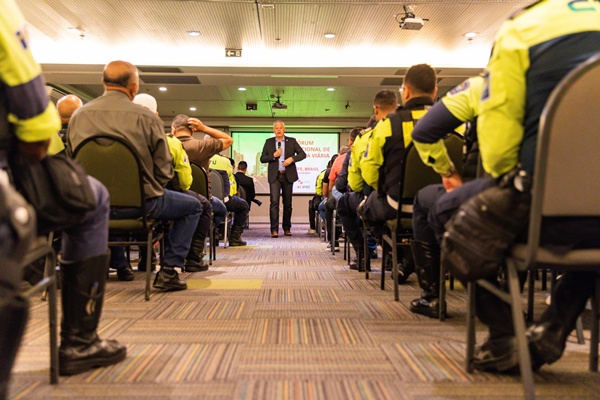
[231,132,339,194]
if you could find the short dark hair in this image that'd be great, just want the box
[373,90,397,109]
[327,153,339,168]
[238,161,248,170]
[171,114,191,132]
[349,128,361,141]
[404,64,437,94]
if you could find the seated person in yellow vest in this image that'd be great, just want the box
[209,153,249,246]
[131,94,213,272]
[337,119,377,270]
[308,155,335,235]
[408,76,483,319]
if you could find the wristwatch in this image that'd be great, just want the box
[440,163,456,178]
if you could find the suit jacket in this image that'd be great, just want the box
[234,172,255,203]
[260,136,306,183]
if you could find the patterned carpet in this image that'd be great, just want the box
[9,224,600,399]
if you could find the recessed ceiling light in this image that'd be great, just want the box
[324,33,336,39]
[159,87,167,92]
[327,87,335,91]
[238,87,247,91]
[464,32,477,38]
[189,107,197,111]
[187,31,200,36]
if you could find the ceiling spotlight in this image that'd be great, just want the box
[324,33,336,39]
[67,27,85,39]
[189,107,197,111]
[238,87,247,91]
[327,87,335,91]
[464,32,477,38]
[261,3,275,9]
[187,31,200,36]
[159,87,167,92]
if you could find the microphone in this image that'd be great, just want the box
[277,141,281,149]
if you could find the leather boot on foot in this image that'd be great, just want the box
[410,293,444,319]
[473,336,519,373]
[526,322,567,370]
[229,226,247,246]
[410,240,442,318]
[184,233,209,272]
[153,267,187,291]
[59,252,127,376]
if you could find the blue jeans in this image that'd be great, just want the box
[317,199,327,222]
[111,189,202,268]
[210,196,227,227]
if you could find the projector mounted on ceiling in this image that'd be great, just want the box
[272,95,288,110]
[395,4,428,31]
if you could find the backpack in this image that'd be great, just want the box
[441,169,531,282]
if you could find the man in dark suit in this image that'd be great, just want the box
[234,161,260,209]
[260,120,306,237]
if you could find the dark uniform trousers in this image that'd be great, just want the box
[414,177,600,338]
[269,172,293,232]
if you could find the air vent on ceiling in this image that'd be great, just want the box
[394,69,407,76]
[140,75,201,84]
[380,78,404,86]
[138,66,183,73]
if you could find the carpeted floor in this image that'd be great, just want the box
[9,224,600,399]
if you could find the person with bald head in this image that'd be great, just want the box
[56,94,82,145]
[67,60,203,291]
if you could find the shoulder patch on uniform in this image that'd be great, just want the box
[480,71,491,102]
[448,80,471,96]
[16,27,29,50]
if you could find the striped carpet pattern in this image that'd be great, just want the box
[10,223,600,399]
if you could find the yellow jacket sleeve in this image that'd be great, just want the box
[0,1,60,142]
[167,136,193,190]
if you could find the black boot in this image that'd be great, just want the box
[184,232,209,272]
[409,240,444,319]
[527,271,595,369]
[349,241,365,272]
[0,292,29,399]
[59,252,127,376]
[229,226,247,247]
[153,266,187,291]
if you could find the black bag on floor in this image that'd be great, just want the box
[441,169,531,282]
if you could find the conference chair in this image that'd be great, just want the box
[381,132,464,315]
[465,54,600,400]
[73,135,164,301]
[189,161,216,263]
[20,235,59,384]
[208,169,234,248]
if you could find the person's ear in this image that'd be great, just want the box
[129,81,139,100]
